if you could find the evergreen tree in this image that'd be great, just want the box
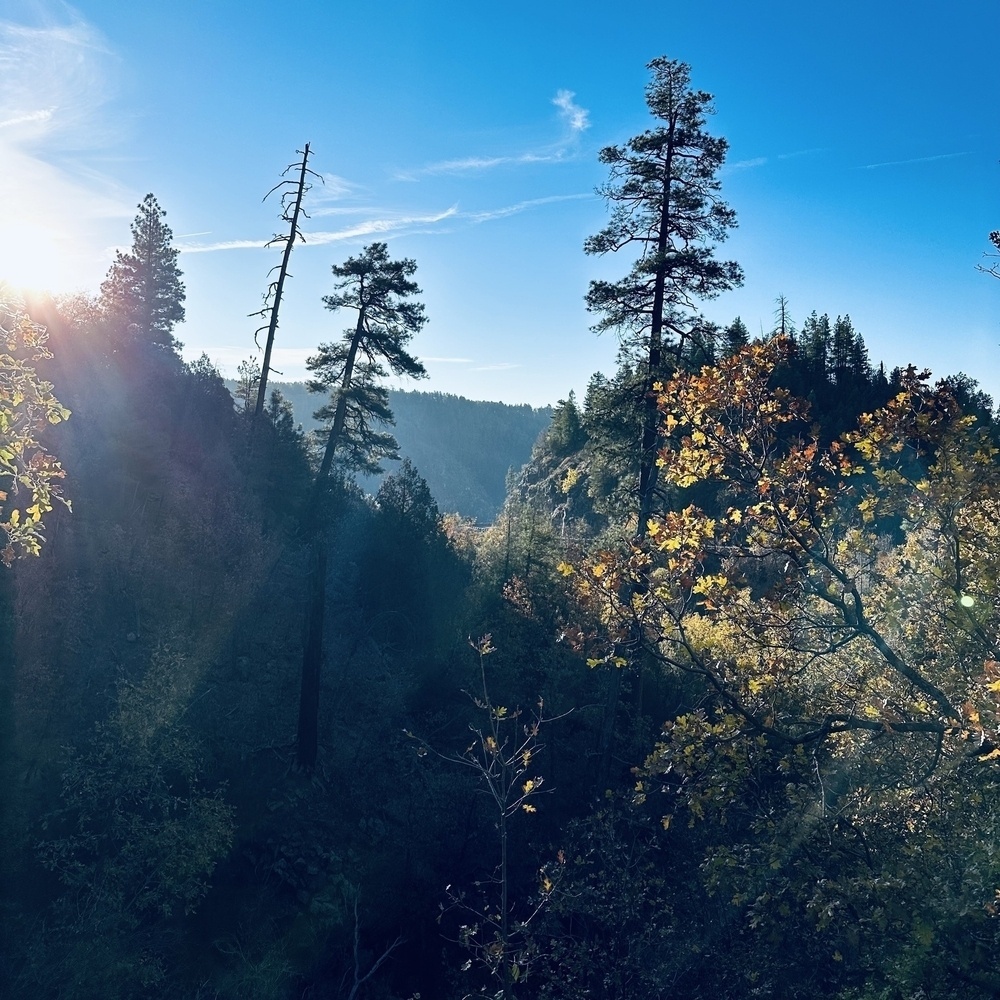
[584,57,742,536]
[800,310,831,382]
[830,314,855,384]
[235,356,262,414]
[298,242,427,771]
[721,316,751,357]
[307,243,427,483]
[847,321,872,381]
[375,457,440,542]
[546,390,586,457]
[684,317,720,367]
[99,194,186,350]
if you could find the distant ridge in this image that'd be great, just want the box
[232,381,551,523]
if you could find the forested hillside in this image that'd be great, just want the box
[229,380,551,523]
[3,54,1000,1000]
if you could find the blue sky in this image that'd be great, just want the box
[2,0,998,406]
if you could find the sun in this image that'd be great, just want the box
[0,144,120,299]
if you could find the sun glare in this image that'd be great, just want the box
[0,157,115,299]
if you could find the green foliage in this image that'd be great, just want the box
[39,646,234,925]
[545,391,586,458]
[376,457,440,540]
[529,805,684,1000]
[0,290,71,565]
[720,315,750,357]
[22,647,234,998]
[576,339,1000,996]
[308,242,428,478]
[99,194,186,351]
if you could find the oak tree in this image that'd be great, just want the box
[0,291,71,566]
[576,339,1000,993]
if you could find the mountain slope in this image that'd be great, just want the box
[238,382,551,523]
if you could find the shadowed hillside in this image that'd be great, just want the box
[234,382,551,523]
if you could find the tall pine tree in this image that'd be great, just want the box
[100,194,186,351]
[584,57,742,536]
[297,242,427,770]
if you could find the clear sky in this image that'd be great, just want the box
[2,0,998,406]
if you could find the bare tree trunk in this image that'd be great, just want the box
[296,544,327,770]
[251,143,316,436]
[600,150,675,790]
[636,146,674,542]
[295,312,365,770]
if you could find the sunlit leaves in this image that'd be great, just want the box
[0,291,71,565]
[568,338,1000,988]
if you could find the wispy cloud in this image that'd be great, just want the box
[308,204,385,218]
[176,238,270,253]
[777,147,825,160]
[552,89,589,132]
[0,12,132,291]
[396,150,566,180]
[305,172,361,215]
[860,151,971,169]
[0,106,53,128]
[397,88,589,180]
[177,194,591,255]
[177,207,460,254]
[727,156,769,171]
[725,148,825,173]
[467,193,593,224]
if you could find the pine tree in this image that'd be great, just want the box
[100,194,186,350]
[721,316,751,357]
[546,390,586,457]
[297,242,427,771]
[376,458,440,542]
[307,243,427,484]
[801,310,831,382]
[584,57,742,536]
[847,321,872,382]
[831,314,855,384]
[235,356,262,413]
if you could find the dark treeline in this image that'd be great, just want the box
[3,58,1000,1000]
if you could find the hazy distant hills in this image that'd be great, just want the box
[234,381,551,523]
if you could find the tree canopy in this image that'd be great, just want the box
[585,57,743,534]
[0,291,70,565]
[308,242,428,481]
[99,193,186,350]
